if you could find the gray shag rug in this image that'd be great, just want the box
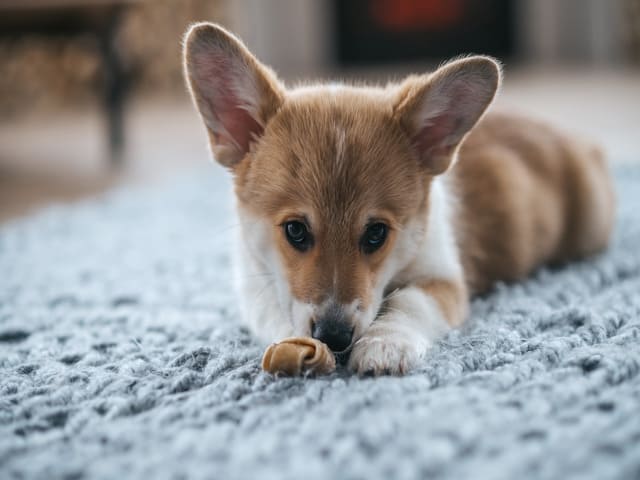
[2,165,640,480]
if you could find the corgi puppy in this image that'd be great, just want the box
[183,23,614,375]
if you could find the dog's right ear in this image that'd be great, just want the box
[394,56,501,175]
[183,23,285,168]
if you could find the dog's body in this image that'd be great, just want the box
[184,23,614,375]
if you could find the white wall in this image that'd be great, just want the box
[225,0,333,78]
[516,0,626,64]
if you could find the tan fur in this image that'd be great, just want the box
[454,112,615,294]
[417,279,468,327]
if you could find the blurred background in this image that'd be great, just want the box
[1,0,639,223]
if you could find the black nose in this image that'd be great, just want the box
[312,310,353,352]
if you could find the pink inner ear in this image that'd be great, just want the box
[414,113,459,157]
[192,49,263,154]
[414,79,479,159]
[215,99,263,154]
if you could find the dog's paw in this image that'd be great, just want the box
[348,323,425,376]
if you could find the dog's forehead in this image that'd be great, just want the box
[241,88,424,222]
[273,89,392,151]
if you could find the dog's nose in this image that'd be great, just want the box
[312,313,353,352]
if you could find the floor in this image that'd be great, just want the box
[1,67,639,224]
[0,97,208,223]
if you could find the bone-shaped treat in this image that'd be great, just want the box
[262,337,336,376]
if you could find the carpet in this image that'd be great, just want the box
[1,165,640,480]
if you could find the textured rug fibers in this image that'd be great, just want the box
[1,165,640,480]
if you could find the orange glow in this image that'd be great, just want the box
[371,0,464,31]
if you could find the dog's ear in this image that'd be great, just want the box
[394,56,501,175]
[183,22,285,168]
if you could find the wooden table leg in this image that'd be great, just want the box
[98,6,128,167]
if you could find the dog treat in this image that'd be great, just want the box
[262,337,336,376]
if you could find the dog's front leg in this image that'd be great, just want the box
[348,279,467,375]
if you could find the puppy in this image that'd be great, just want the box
[183,23,614,375]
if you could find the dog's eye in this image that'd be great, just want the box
[361,223,388,254]
[284,221,313,251]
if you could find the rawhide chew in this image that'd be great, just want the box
[261,337,336,376]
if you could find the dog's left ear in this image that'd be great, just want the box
[183,22,285,168]
[395,56,501,175]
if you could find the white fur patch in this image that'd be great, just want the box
[233,207,294,343]
[290,298,314,337]
[392,176,463,284]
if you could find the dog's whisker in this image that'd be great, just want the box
[253,281,273,301]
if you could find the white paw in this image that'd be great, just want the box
[348,323,426,376]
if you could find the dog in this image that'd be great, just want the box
[183,23,615,375]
